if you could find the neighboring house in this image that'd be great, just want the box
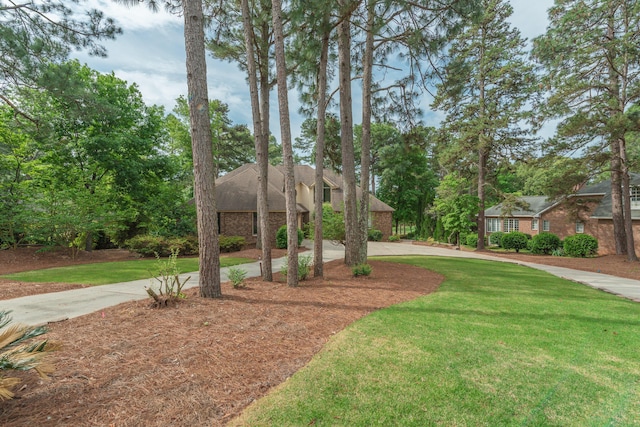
[484,173,640,255]
[215,164,394,245]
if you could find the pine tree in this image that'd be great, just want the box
[433,0,537,250]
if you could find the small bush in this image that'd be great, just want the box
[352,263,372,277]
[501,231,529,253]
[367,229,383,242]
[276,225,304,249]
[465,233,479,248]
[280,254,313,281]
[228,267,248,288]
[388,235,401,242]
[145,249,190,308]
[530,232,561,255]
[563,234,598,257]
[167,235,198,256]
[552,247,565,257]
[489,231,505,247]
[219,235,245,253]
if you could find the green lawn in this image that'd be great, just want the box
[234,256,640,427]
[1,257,253,285]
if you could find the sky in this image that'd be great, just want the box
[74,0,556,143]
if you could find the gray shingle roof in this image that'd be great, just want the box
[485,196,556,217]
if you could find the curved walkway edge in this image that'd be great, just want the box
[1,240,638,326]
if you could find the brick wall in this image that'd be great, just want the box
[372,211,393,241]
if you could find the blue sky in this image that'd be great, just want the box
[75,0,556,143]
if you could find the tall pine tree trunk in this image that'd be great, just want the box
[240,0,272,280]
[271,0,298,286]
[357,0,375,265]
[337,1,358,266]
[183,0,220,297]
[313,21,330,279]
[620,136,638,261]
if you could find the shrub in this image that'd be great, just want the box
[276,225,304,249]
[280,254,313,281]
[145,249,190,308]
[0,310,59,400]
[219,235,245,253]
[388,235,400,242]
[125,235,168,257]
[167,235,198,256]
[352,263,372,277]
[465,233,479,248]
[552,247,565,257]
[563,234,598,258]
[228,267,248,288]
[530,232,561,255]
[489,231,505,247]
[501,231,529,253]
[367,229,383,242]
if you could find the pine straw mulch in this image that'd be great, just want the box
[0,259,443,426]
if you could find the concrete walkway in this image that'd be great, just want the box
[2,240,639,326]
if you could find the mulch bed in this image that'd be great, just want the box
[0,259,443,426]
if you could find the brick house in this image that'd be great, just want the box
[215,164,394,245]
[484,174,640,255]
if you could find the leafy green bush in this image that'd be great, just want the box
[125,235,169,257]
[552,247,565,257]
[388,235,400,242]
[563,234,598,258]
[228,267,248,288]
[280,255,313,281]
[465,233,479,248]
[501,231,529,253]
[530,232,561,255]
[489,231,505,247]
[320,203,345,244]
[219,235,245,253]
[352,263,373,277]
[367,229,383,242]
[276,225,304,249]
[167,236,198,256]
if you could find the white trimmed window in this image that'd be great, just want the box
[543,220,550,232]
[631,186,640,209]
[503,218,519,232]
[532,219,539,231]
[576,221,584,233]
[487,218,501,232]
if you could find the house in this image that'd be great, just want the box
[484,173,640,254]
[215,164,394,245]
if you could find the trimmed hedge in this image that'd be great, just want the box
[489,231,505,247]
[563,234,598,257]
[530,232,561,255]
[501,231,529,253]
[125,234,245,256]
[466,233,479,248]
[276,225,304,249]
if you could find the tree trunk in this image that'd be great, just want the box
[183,0,221,298]
[240,0,272,280]
[313,21,330,279]
[271,0,298,286]
[357,0,374,265]
[477,146,487,250]
[619,137,638,261]
[337,1,358,266]
[607,10,627,255]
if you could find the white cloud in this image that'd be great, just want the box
[87,0,182,31]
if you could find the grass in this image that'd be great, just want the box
[233,256,640,427]
[1,257,253,285]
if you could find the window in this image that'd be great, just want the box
[323,182,331,203]
[252,212,258,236]
[503,218,519,232]
[543,220,550,232]
[631,186,640,209]
[576,221,584,234]
[532,219,538,231]
[486,218,501,233]
[217,212,221,234]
